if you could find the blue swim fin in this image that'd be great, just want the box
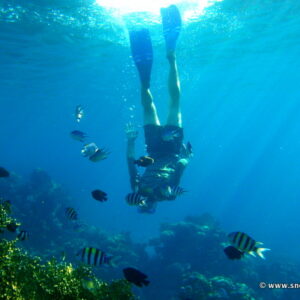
[160,5,182,52]
[129,29,153,89]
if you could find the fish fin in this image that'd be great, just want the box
[256,248,271,259]
[248,251,257,257]
[256,241,264,245]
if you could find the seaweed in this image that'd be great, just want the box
[0,200,135,300]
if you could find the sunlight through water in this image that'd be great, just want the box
[96,0,223,20]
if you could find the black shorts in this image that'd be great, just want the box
[144,124,184,158]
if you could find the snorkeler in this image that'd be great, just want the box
[126,5,192,213]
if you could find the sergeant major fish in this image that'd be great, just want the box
[77,247,112,266]
[65,207,78,220]
[228,232,270,259]
[223,245,244,260]
[126,193,147,206]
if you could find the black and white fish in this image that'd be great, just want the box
[77,247,112,266]
[65,207,78,220]
[75,105,84,123]
[170,186,186,197]
[123,267,150,287]
[224,245,244,260]
[89,148,110,162]
[228,232,270,259]
[126,193,147,206]
[70,130,88,142]
[17,230,29,241]
[0,167,10,178]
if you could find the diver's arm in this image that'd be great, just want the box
[125,123,139,191]
[173,158,188,186]
[127,139,139,191]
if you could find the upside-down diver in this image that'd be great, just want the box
[126,5,192,213]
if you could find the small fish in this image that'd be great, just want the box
[0,167,10,178]
[134,156,154,167]
[81,143,98,157]
[6,222,19,232]
[161,127,181,141]
[123,267,150,287]
[228,232,270,259]
[89,148,110,162]
[70,130,88,142]
[65,207,78,220]
[126,193,147,206]
[224,245,244,260]
[77,247,112,266]
[75,105,84,123]
[17,230,29,241]
[91,189,107,202]
[170,186,186,197]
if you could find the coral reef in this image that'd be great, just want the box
[1,170,300,300]
[0,199,135,300]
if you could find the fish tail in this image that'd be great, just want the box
[256,247,271,259]
[107,255,118,267]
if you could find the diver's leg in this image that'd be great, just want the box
[141,86,160,126]
[166,52,182,127]
[160,5,182,127]
[129,28,160,126]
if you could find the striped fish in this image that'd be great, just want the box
[228,232,270,259]
[65,207,78,220]
[77,247,112,266]
[17,230,29,241]
[170,186,186,197]
[126,193,147,206]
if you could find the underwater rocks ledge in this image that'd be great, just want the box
[1,169,300,300]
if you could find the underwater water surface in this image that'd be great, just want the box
[1,0,300,299]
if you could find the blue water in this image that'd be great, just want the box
[1,0,300,263]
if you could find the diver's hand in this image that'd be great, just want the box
[125,123,138,141]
